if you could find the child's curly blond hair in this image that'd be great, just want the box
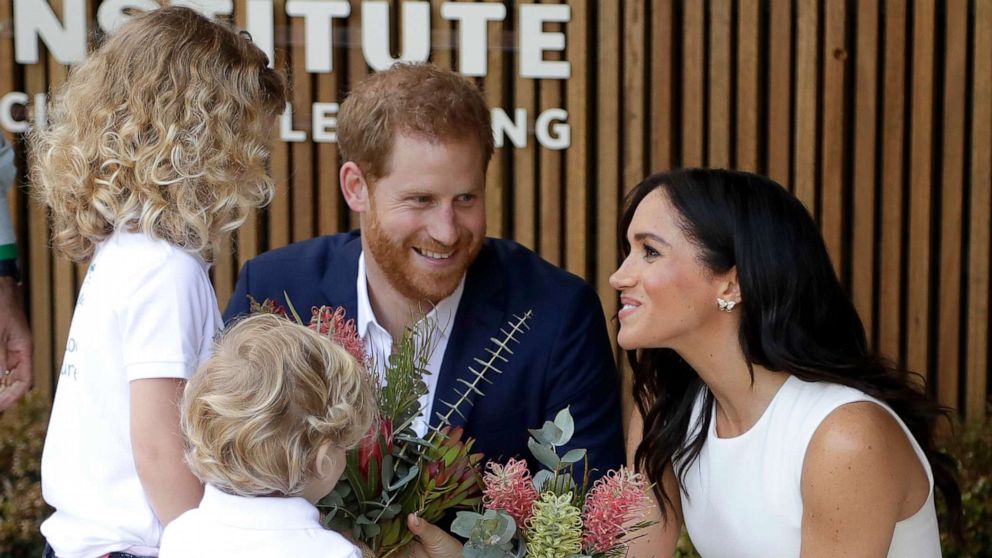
[182,313,377,497]
[31,6,286,262]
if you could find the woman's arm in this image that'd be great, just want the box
[131,378,203,524]
[800,401,930,557]
[625,408,683,558]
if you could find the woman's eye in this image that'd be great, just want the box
[643,245,660,258]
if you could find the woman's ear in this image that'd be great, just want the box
[340,162,370,213]
[717,266,741,304]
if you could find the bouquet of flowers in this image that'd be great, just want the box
[250,296,534,557]
[451,408,653,558]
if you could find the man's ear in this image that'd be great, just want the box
[340,161,370,213]
[717,266,742,304]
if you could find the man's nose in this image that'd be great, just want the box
[428,206,459,246]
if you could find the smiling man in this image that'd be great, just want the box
[224,63,623,479]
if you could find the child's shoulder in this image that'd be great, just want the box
[96,230,209,282]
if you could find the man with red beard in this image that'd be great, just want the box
[224,63,624,485]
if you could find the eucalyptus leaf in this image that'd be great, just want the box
[553,407,575,445]
[560,448,586,464]
[527,427,548,446]
[532,469,553,491]
[381,453,394,488]
[451,511,485,538]
[318,490,344,508]
[541,422,564,446]
[361,522,381,538]
[386,464,419,491]
[528,437,560,469]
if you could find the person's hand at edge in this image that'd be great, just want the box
[404,513,463,558]
[0,275,32,412]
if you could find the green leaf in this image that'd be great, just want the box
[533,469,553,490]
[451,511,485,538]
[553,407,575,445]
[528,437,560,469]
[541,422,564,446]
[381,453,395,488]
[386,464,419,491]
[282,291,305,325]
[528,427,548,445]
[561,448,586,464]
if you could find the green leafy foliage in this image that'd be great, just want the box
[319,311,534,558]
[0,391,52,558]
[938,415,992,557]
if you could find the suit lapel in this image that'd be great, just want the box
[319,234,362,322]
[431,242,505,430]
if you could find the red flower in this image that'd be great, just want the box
[309,306,365,362]
[581,467,650,554]
[357,418,394,480]
[482,458,538,529]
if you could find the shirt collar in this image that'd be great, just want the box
[356,252,465,341]
[198,484,321,530]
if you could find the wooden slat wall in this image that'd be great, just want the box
[2,0,990,420]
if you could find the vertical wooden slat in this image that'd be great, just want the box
[483,0,505,239]
[681,0,704,167]
[937,0,967,411]
[23,34,53,398]
[564,0,588,277]
[596,0,621,334]
[512,9,536,250]
[820,0,845,272]
[650,0,673,173]
[269,0,291,248]
[312,0,341,237]
[878,0,907,362]
[906,0,935,378]
[538,0,563,266]
[707,0,731,168]
[214,236,234,310]
[291,16,314,243]
[967,0,991,421]
[793,0,817,210]
[316,62,341,235]
[736,0,759,172]
[767,0,792,185]
[851,0,878,339]
[623,0,645,193]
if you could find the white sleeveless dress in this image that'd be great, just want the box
[677,375,941,557]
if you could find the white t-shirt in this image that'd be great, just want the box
[356,252,464,437]
[41,230,222,558]
[160,484,363,558]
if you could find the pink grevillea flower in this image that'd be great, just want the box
[581,467,650,554]
[309,306,365,362]
[483,458,539,529]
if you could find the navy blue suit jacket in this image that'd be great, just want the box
[224,231,625,478]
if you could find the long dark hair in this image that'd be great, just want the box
[624,169,962,537]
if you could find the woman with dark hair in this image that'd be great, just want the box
[613,169,961,557]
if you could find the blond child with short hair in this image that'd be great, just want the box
[160,313,377,557]
[33,7,285,557]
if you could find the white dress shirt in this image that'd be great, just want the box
[356,253,465,436]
